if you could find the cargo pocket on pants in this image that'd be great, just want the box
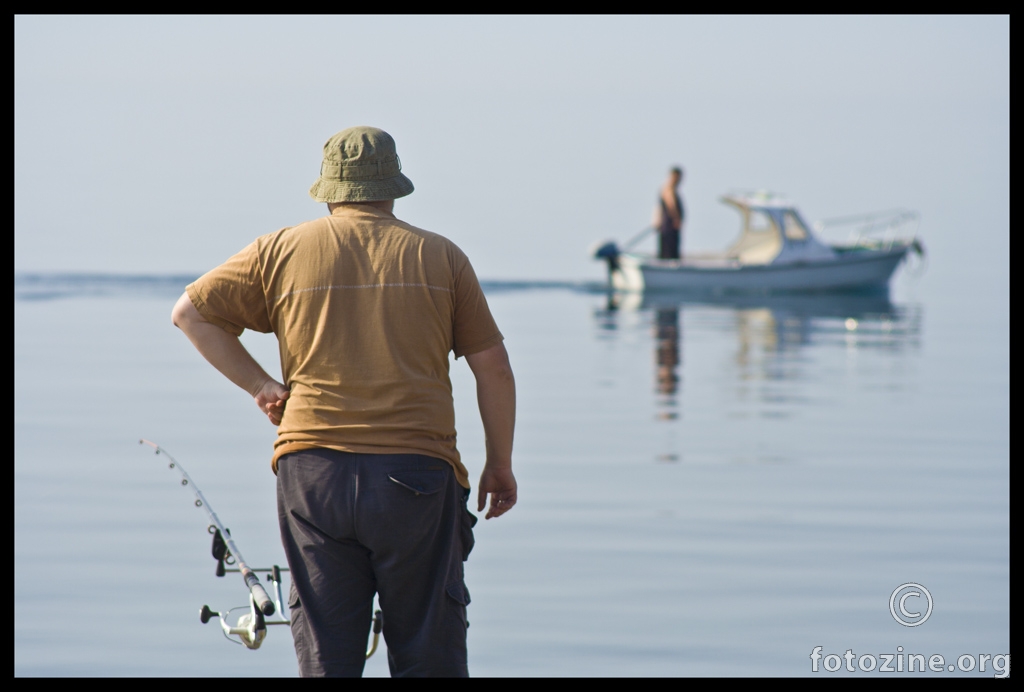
[446,579,471,607]
[445,579,471,634]
[288,581,314,671]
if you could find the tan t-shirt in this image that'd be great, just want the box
[186,204,503,488]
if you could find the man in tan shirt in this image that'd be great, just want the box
[172,126,516,677]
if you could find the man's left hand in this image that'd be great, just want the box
[478,466,517,519]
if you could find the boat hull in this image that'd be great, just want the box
[613,247,909,293]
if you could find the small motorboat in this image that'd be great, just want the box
[593,192,924,293]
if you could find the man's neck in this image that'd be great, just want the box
[328,200,395,214]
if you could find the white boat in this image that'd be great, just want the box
[594,192,924,293]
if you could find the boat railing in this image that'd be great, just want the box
[814,209,919,251]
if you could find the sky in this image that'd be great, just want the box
[15,15,1008,289]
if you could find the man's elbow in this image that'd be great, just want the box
[467,343,514,382]
[491,357,515,383]
[484,361,515,387]
[171,292,201,330]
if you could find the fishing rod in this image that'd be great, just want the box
[622,225,656,251]
[140,439,383,655]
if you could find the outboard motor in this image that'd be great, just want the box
[592,240,621,275]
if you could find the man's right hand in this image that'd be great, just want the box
[254,379,290,426]
[173,292,289,426]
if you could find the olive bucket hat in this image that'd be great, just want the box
[309,126,414,203]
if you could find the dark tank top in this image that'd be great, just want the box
[658,193,683,259]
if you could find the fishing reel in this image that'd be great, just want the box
[201,598,269,649]
[201,528,291,650]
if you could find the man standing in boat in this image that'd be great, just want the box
[171,126,517,677]
[655,166,684,260]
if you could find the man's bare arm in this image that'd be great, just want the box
[171,293,289,425]
[465,342,517,519]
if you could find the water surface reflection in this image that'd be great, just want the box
[593,290,922,463]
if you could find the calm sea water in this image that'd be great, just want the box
[14,272,1008,677]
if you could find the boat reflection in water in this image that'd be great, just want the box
[592,288,922,463]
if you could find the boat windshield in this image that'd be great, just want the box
[748,210,777,234]
[783,211,810,241]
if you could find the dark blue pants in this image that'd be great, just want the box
[277,449,475,677]
[659,227,681,259]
